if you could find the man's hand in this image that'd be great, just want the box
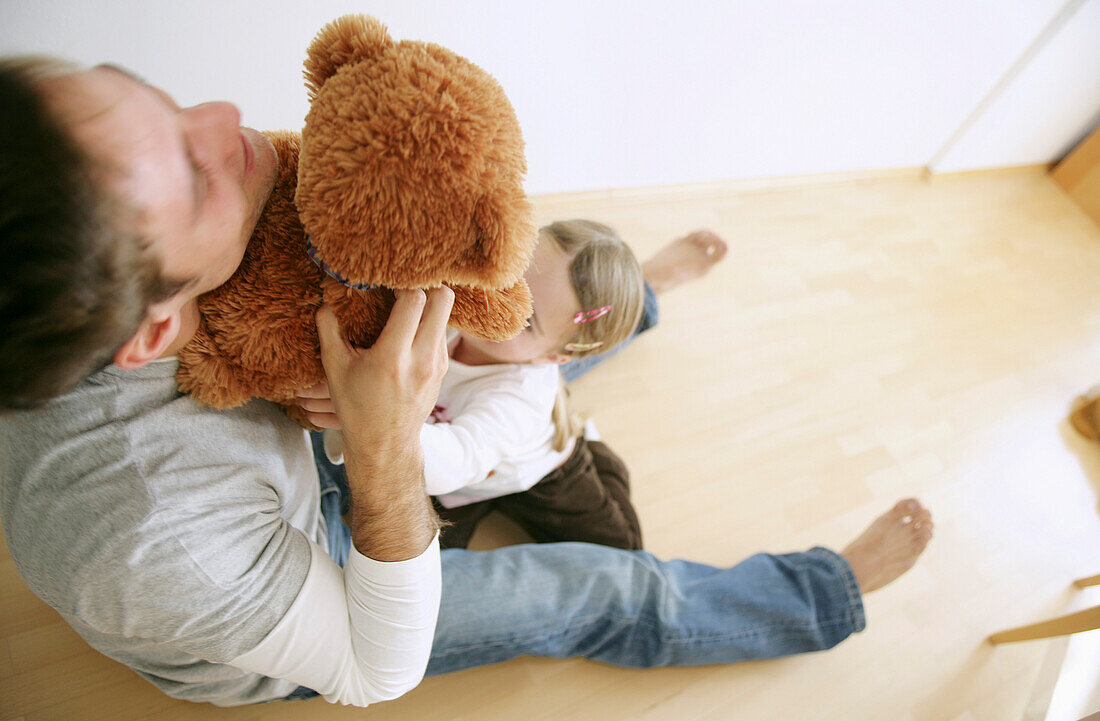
[315,288,454,561]
[316,288,453,450]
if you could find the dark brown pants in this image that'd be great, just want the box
[433,439,643,551]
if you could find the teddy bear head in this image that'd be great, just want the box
[295,15,536,297]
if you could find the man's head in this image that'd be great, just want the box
[0,59,277,409]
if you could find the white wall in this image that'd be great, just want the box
[932,0,1100,172]
[2,0,1097,195]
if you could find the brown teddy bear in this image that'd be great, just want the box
[176,14,536,423]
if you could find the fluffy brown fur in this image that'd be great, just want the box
[176,15,535,421]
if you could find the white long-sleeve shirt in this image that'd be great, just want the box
[324,358,573,508]
[421,359,575,507]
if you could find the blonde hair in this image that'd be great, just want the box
[543,219,645,450]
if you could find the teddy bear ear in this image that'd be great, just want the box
[464,190,538,289]
[303,14,392,100]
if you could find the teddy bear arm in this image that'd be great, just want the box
[448,280,533,342]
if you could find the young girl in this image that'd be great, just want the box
[416,219,648,549]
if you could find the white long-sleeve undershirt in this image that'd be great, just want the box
[228,534,441,707]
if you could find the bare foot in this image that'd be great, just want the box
[641,230,729,294]
[1069,392,1100,441]
[841,498,933,593]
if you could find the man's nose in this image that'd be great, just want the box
[182,101,243,167]
[185,101,242,132]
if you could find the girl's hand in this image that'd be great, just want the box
[297,380,339,429]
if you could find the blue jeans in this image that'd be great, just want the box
[295,434,865,696]
[428,543,863,673]
[313,434,351,568]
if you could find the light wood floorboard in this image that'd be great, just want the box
[3,167,1100,720]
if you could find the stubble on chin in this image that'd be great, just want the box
[241,136,279,244]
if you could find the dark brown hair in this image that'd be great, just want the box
[0,58,181,409]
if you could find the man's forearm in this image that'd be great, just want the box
[343,438,440,562]
[311,290,453,563]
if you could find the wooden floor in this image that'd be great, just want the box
[4,167,1100,721]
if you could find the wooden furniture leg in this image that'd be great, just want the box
[988,605,1100,644]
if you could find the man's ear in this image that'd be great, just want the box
[113,309,183,369]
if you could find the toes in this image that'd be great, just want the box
[910,508,932,534]
[893,498,928,517]
[687,230,729,262]
[703,237,728,260]
[888,499,933,545]
[699,233,729,261]
[889,498,918,519]
[911,516,934,548]
[915,525,933,548]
